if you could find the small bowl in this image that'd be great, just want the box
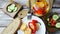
[3,1,22,18]
[45,12,60,32]
[32,0,53,17]
[6,3,18,13]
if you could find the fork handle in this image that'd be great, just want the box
[28,0,31,13]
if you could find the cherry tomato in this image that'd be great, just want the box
[49,18,57,27]
[51,23,55,27]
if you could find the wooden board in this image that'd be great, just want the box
[18,9,28,19]
[1,17,22,34]
[2,1,22,18]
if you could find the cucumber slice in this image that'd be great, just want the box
[47,18,49,21]
[9,4,15,10]
[55,22,60,28]
[8,9,12,13]
[9,6,15,10]
[52,14,59,20]
[11,4,15,7]
[13,7,18,12]
[7,4,17,13]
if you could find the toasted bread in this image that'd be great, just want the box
[20,23,27,31]
[24,27,31,34]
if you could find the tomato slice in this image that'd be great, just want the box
[33,6,45,15]
[49,18,57,27]
[51,23,55,27]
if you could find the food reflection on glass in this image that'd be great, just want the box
[47,13,60,28]
[32,0,50,16]
[7,4,18,13]
[20,20,40,34]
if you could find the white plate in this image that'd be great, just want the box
[18,15,46,34]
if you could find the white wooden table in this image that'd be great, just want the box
[0,0,60,34]
[0,27,6,34]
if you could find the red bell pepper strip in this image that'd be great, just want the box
[28,20,37,34]
[33,5,45,15]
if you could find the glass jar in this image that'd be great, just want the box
[32,0,53,16]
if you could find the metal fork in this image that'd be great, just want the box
[27,0,32,20]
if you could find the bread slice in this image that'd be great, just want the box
[24,27,31,34]
[1,17,22,34]
[20,23,27,31]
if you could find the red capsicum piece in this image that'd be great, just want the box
[28,20,38,34]
[33,6,45,15]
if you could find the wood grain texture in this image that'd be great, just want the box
[1,17,22,34]
[0,9,13,26]
[0,0,60,34]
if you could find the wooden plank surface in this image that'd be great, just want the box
[0,9,13,26]
[0,27,6,34]
[0,0,60,34]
